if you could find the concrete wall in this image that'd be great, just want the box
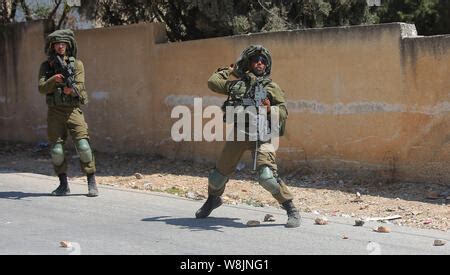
[1,21,450,184]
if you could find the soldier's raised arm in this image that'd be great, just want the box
[207,66,236,95]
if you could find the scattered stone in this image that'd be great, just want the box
[143,183,152,190]
[60,241,72,248]
[354,219,365,226]
[134,173,144,180]
[359,205,369,210]
[184,191,204,200]
[195,192,206,199]
[315,217,328,225]
[374,226,391,233]
[433,240,446,246]
[351,192,363,203]
[264,214,275,222]
[426,191,441,200]
[246,220,260,227]
[185,192,197,200]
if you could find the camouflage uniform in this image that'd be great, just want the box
[38,29,98,197]
[207,67,293,204]
[196,45,300,227]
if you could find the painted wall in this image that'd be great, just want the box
[1,21,450,184]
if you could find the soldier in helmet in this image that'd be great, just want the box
[38,29,98,197]
[196,45,300,228]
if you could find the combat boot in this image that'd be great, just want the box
[195,195,222,218]
[51,173,70,196]
[87,173,99,197]
[282,200,301,228]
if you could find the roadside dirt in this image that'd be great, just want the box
[1,141,448,232]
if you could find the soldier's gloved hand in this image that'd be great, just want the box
[263,98,271,113]
[63,87,73,95]
[228,64,241,80]
[54,74,64,83]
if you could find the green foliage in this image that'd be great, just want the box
[2,0,450,40]
[34,5,52,19]
[376,0,450,35]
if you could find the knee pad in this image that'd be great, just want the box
[76,139,93,163]
[208,169,228,191]
[258,166,281,195]
[51,143,65,166]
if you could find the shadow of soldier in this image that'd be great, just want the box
[141,216,283,232]
[0,191,85,200]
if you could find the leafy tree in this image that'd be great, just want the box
[376,0,450,35]
[2,0,450,40]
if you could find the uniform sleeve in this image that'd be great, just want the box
[207,67,235,95]
[38,62,57,95]
[73,60,88,104]
[266,82,288,135]
[266,82,288,122]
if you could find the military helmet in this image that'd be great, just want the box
[45,29,78,57]
[234,45,272,78]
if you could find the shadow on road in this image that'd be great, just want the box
[142,216,284,232]
[0,191,86,200]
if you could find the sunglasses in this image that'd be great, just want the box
[251,55,268,65]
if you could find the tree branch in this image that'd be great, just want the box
[10,0,18,22]
[47,0,62,21]
[19,0,32,21]
[56,3,70,29]
[1,0,9,23]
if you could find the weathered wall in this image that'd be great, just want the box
[0,22,47,141]
[1,21,450,184]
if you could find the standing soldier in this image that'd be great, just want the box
[195,45,300,228]
[38,29,98,197]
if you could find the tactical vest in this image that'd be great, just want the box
[45,57,82,108]
[222,76,286,137]
[222,76,272,109]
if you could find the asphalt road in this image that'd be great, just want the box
[0,171,448,255]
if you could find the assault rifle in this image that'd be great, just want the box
[243,80,268,170]
[53,55,81,98]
